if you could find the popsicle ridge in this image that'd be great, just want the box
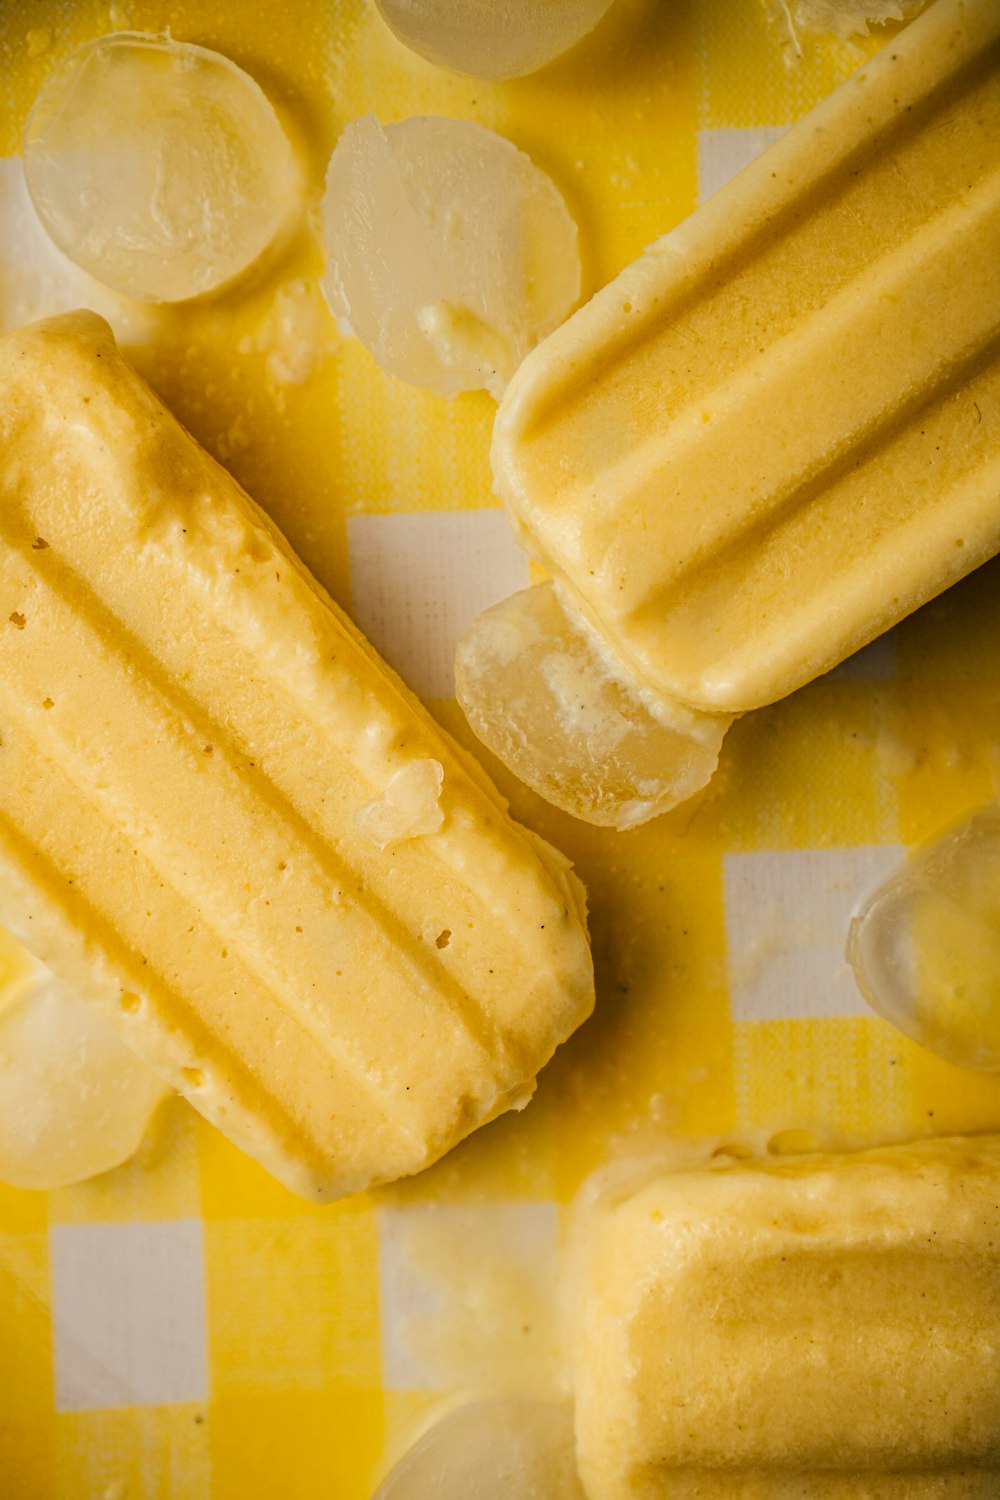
[646,348,1000,706]
[502,0,1000,469]
[7,523,529,1036]
[0,780,399,1192]
[0,544,507,1124]
[614,161,1000,579]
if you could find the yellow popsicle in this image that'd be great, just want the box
[0,312,593,1201]
[458,0,1000,829]
[571,1137,1000,1498]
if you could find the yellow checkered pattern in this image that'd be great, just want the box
[2,1,1000,1495]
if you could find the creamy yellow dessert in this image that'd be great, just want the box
[571,1137,1000,1498]
[0,312,593,1201]
[458,0,1000,828]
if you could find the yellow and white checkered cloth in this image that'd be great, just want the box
[2,1,1000,1494]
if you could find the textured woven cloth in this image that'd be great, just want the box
[2,1,999,1496]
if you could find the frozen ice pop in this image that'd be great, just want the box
[0,312,593,1202]
[571,1137,1000,1499]
[458,0,1000,828]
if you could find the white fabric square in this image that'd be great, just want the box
[697,126,788,202]
[347,508,529,699]
[49,1219,207,1411]
[724,845,903,1022]
[378,1200,558,1390]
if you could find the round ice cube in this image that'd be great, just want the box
[455,582,730,829]
[374,0,617,80]
[373,1398,585,1500]
[0,930,169,1190]
[847,805,1000,1071]
[23,32,301,303]
[321,115,580,399]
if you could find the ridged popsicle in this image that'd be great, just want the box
[459,0,1000,828]
[572,1137,1000,1498]
[0,312,593,1200]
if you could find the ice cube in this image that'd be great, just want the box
[763,0,923,57]
[23,32,301,303]
[455,582,730,829]
[373,0,616,81]
[373,1399,585,1500]
[847,804,1000,1071]
[354,759,445,849]
[0,927,169,1190]
[321,115,579,399]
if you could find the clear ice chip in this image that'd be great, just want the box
[372,1398,585,1500]
[23,32,301,303]
[321,114,580,399]
[455,581,731,829]
[847,804,1000,1071]
[373,0,617,81]
[763,0,922,54]
[0,927,169,1190]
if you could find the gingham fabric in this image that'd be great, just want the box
[2,2,999,1496]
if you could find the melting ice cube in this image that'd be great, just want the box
[372,1398,585,1500]
[24,32,301,303]
[321,114,579,399]
[373,0,616,81]
[847,804,1000,1071]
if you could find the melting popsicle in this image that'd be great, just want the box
[457,0,1000,828]
[0,312,593,1201]
[571,1136,1000,1497]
